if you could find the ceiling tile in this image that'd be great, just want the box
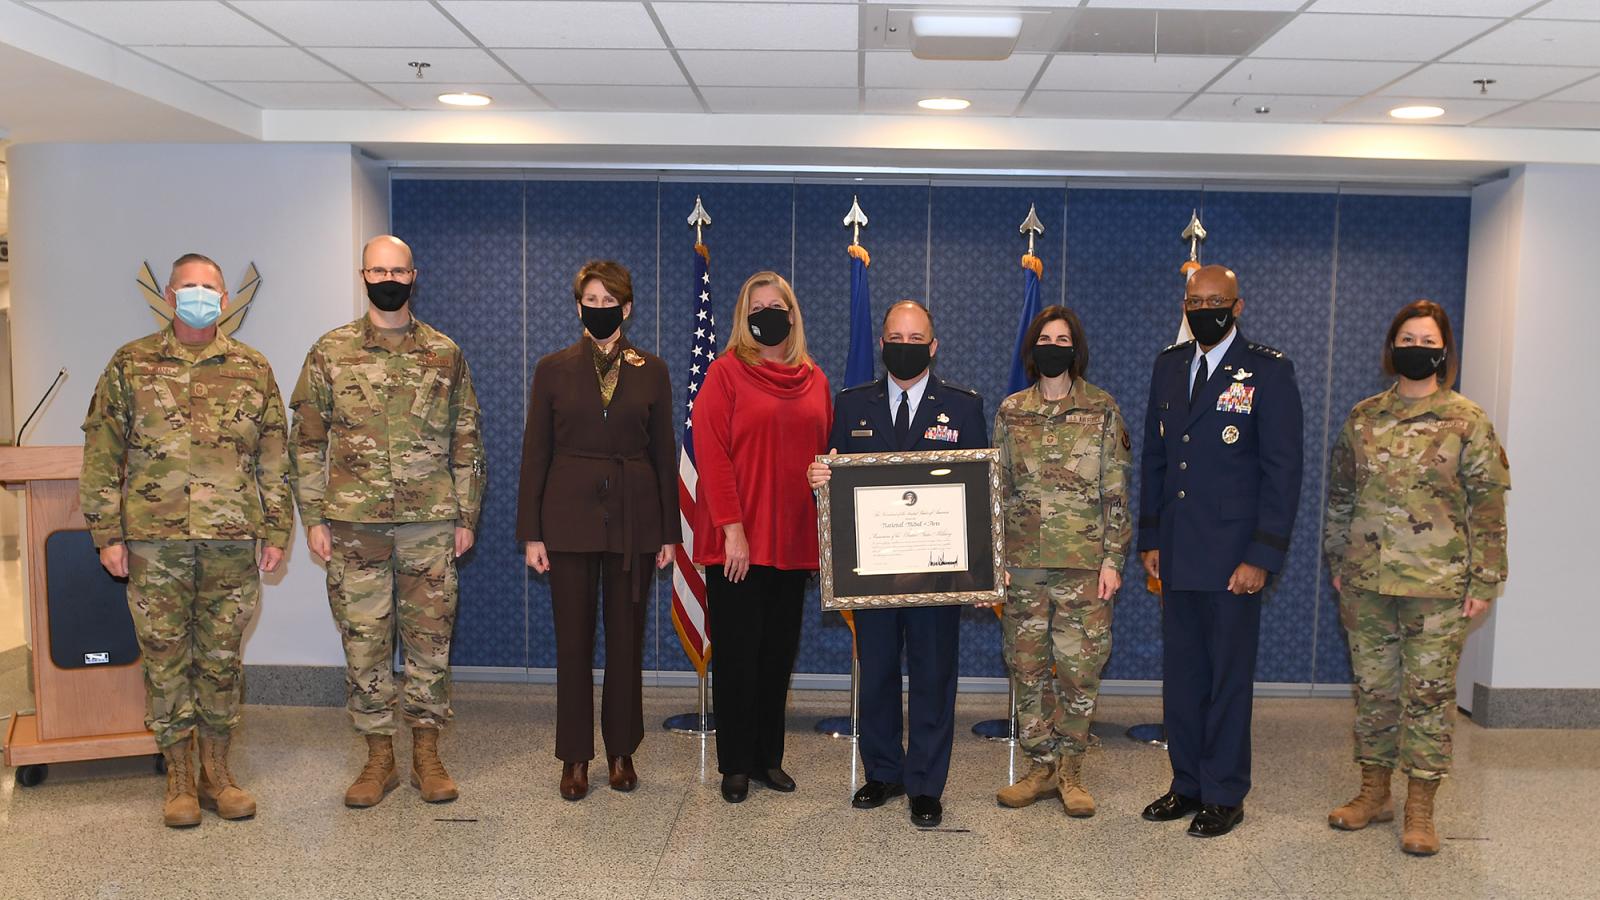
[372,82,549,110]
[138,46,349,81]
[701,87,859,114]
[1210,58,1415,95]
[1308,0,1536,14]
[310,48,517,84]
[1544,75,1600,102]
[497,49,685,86]
[1525,0,1600,20]
[440,1,666,49]
[865,52,1047,90]
[1036,54,1231,92]
[1176,93,1355,122]
[1251,14,1498,62]
[1445,20,1600,66]
[28,0,283,46]
[1020,90,1190,118]
[680,50,857,88]
[539,84,704,112]
[214,81,401,109]
[652,2,858,51]
[1474,101,1600,128]
[230,1,472,48]
[864,89,1023,116]
[1083,1,1303,8]
[1328,95,1517,124]
[1379,63,1596,100]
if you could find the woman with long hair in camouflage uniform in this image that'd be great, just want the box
[992,305,1132,818]
[1324,300,1510,856]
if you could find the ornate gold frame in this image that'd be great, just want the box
[816,448,1004,610]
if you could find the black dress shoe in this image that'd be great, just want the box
[1142,790,1203,822]
[1187,803,1245,837]
[852,780,906,809]
[752,767,796,792]
[720,774,749,804]
[910,795,943,828]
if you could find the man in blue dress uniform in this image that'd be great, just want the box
[807,299,988,829]
[1137,265,1304,837]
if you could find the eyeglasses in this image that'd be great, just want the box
[1183,295,1237,310]
[363,267,415,279]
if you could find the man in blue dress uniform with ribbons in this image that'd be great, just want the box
[1136,265,1304,837]
[807,299,988,829]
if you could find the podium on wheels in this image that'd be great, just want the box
[1,445,157,787]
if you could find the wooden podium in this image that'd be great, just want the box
[1,446,157,785]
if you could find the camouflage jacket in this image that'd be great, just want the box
[289,315,484,530]
[995,379,1133,571]
[79,327,293,548]
[1324,385,1510,602]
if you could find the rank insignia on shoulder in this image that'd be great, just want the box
[623,349,646,367]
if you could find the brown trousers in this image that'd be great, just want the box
[549,551,652,763]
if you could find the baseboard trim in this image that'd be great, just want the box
[1471,683,1600,729]
[244,664,346,708]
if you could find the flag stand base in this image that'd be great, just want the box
[1126,723,1167,748]
[815,657,859,741]
[972,678,1018,744]
[663,672,715,735]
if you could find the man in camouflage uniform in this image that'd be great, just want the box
[992,312,1132,818]
[290,234,484,808]
[81,252,292,828]
[1324,344,1510,855]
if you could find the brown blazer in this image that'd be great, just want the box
[516,338,681,554]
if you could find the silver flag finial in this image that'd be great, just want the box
[843,195,868,245]
[1019,203,1044,255]
[1182,209,1207,262]
[688,195,711,244]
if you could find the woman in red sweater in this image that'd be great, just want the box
[691,270,832,804]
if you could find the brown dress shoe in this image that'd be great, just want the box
[608,755,638,792]
[561,761,589,801]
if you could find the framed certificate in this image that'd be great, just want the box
[816,448,1004,610]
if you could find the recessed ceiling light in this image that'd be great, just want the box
[1389,105,1444,120]
[438,92,492,108]
[917,97,971,111]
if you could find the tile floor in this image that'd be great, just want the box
[0,673,1594,900]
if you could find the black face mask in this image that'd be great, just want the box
[1032,344,1075,379]
[1186,306,1236,346]
[881,341,932,381]
[581,304,625,341]
[747,306,791,347]
[366,279,413,312]
[1392,345,1446,381]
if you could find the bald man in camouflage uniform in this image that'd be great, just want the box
[81,252,292,827]
[291,235,484,808]
[1324,343,1510,855]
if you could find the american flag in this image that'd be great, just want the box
[671,243,715,676]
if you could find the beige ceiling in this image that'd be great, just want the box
[8,0,1600,129]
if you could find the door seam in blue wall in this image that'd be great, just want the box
[654,180,663,673]
[521,178,531,677]
[924,184,933,306]
[1311,191,1345,691]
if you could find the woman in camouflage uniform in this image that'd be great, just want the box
[1324,300,1510,856]
[993,306,1132,818]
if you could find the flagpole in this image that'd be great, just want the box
[664,196,717,737]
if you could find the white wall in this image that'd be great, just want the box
[7,142,383,666]
[1460,164,1600,695]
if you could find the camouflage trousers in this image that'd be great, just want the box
[126,540,260,749]
[1340,587,1469,780]
[1002,567,1111,762]
[327,520,458,736]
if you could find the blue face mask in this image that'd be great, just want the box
[174,286,223,329]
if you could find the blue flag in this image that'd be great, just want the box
[844,251,875,389]
[1007,260,1044,394]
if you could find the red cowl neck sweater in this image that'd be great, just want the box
[690,353,832,571]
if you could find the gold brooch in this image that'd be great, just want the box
[623,349,645,367]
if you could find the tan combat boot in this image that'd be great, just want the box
[1329,764,1394,830]
[1057,753,1096,818]
[197,733,257,820]
[996,759,1058,808]
[161,736,201,828]
[411,726,459,803]
[344,734,399,808]
[1401,777,1442,856]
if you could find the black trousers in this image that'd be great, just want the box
[707,564,808,776]
[1162,589,1263,807]
[856,605,961,798]
[549,551,651,763]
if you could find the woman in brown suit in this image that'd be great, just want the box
[517,260,679,801]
